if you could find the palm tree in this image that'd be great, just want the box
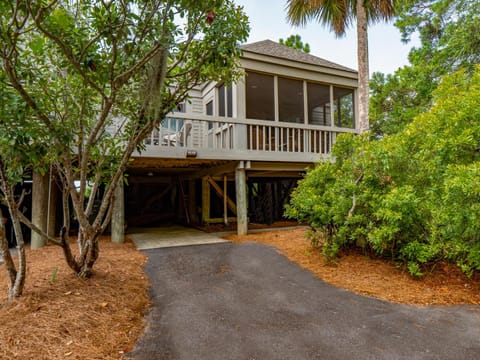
[286,0,396,133]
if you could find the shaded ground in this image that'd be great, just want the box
[225,228,480,305]
[129,242,480,360]
[0,238,149,360]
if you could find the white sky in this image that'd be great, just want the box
[234,0,419,75]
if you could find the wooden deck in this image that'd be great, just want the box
[135,113,358,163]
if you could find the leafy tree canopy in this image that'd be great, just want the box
[0,0,249,285]
[370,0,480,136]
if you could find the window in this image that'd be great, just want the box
[246,71,274,120]
[278,77,304,123]
[218,84,233,117]
[206,100,213,116]
[307,82,331,126]
[333,87,355,128]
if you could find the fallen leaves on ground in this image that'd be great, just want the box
[0,237,150,360]
[225,227,480,306]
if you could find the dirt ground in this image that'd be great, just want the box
[225,227,480,306]
[0,237,149,360]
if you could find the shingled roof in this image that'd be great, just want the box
[240,39,356,73]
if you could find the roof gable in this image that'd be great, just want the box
[240,39,356,73]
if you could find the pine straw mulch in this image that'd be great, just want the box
[0,237,150,360]
[225,227,480,306]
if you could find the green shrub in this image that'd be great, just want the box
[286,67,480,277]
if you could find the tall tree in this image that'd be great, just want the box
[286,0,397,133]
[279,34,311,53]
[370,0,480,136]
[0,0,249,281]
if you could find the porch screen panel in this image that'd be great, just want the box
[218,84,226,116]
[333,87,355,128]
[246,71,274,121]
[227,85,233,117]
[278,77,304,123]
[218,84,233,117]
[307,82,331,126]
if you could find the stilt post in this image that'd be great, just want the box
[31,171,49,249]
[111,178,125,243]
[235,161,248,235]
[201,177,210,224]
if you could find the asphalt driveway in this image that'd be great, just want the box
[129,242,480,360]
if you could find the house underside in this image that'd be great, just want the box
[125,157,309,229]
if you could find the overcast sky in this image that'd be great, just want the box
[233,0,419,75]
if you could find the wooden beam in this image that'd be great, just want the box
[191,161,239,179]
[247,171,303,178]
[201,177,210,224]
[127,176,173,184]
[203,217,237,224]
[206,176,237,215]
[247,161,311,172]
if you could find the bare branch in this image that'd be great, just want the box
[100,201,114,233]
[16,211,61,245]
[84,170,102,217]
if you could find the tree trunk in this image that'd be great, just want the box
[9,212,26,298]
[60,225,100,279]
[0,195,27,299]
[356,0,370,133]
[0,210,16,290]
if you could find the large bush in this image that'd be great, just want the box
[286,67,480,276]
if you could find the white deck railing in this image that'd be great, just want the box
[141,113,358,161]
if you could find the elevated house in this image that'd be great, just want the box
[118,39,359,237]
[2,39,358,248]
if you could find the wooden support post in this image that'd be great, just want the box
[188,180,199,224]
[207,176,237,214]
[223,175,228,225]
[201,177,210,224]
[235,163,247,235]
[111,178,125,243]
[31,171,49,249]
